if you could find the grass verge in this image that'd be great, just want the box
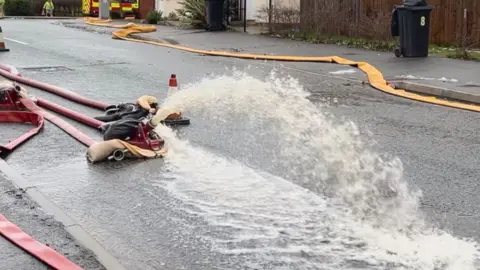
[268,29,479,61]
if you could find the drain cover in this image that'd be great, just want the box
[21,66,74,72]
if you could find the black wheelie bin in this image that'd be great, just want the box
[205,0,226,31]
[391,0,435,57]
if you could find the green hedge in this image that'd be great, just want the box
[146,10,163,24]
[5,0,35,16]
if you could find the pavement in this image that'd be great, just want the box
[61,19,480,105]
[0,19,480,269]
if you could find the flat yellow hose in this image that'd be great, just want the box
[84,17,480,113]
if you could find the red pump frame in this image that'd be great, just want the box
[1,77,164,155]
[0,85,45,155]
[127,121,164,151]
[0,64,168,270]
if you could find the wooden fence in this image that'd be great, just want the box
[298,0,480,46]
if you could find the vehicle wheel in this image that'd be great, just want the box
[394,48,402,58]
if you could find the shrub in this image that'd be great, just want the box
[167,11,179,21]
[257,3,300,25]
[282,30,397,52]
[146,10,163,24]
[175,0,206,27]
[446,31,480,61]
[5,0,34,16]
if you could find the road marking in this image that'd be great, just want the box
[5,38,28,45]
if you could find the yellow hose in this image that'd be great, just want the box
[84,17,480,113]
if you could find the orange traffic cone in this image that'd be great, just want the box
[0,27,10,52]
[166,74,182,119]
[167,74,178,97]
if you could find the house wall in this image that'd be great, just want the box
[156,0,299,22]
[254,0,300,22]
[156,0,183,16]
[139,0,156,18]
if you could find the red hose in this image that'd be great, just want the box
[0,111,44,153]
[0,67,109,111]
[0,213,84,270]
[20,98,96,147]
[0,67,97,269]
[36,97,104,129]
[0,64,22,77]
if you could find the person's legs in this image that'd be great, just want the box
[120,106,149,120]
[103,119,141,141]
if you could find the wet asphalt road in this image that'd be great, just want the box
[1,19,480,269]
[0,172,105,269]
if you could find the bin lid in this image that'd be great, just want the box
[402,0,428,6]
[394,4,435,10]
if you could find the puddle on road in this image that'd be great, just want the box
[149,70,480,270]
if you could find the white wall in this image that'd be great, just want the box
[254,0,300,22]
[157,0,183,16]
[246,0,255,20]
[255,0,299,11]
[156,0,164,13]
[163,0,299,22]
